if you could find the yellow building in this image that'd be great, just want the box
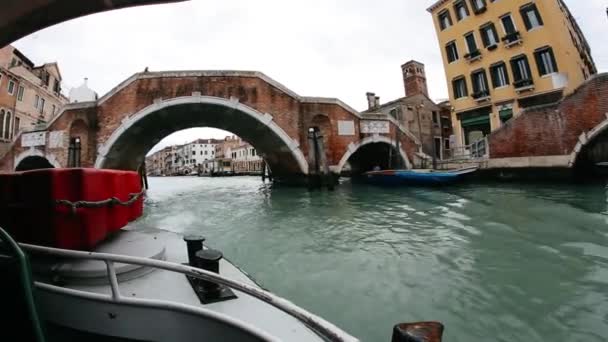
[427,0,596,148]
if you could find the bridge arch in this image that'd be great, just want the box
[569,117,608,169]
[335,135,411,174]
[95,96,309,177]
[14,149,60,171]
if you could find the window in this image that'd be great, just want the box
[438,10,453,30]
[444,139,450,150]
[17,86,24,101]
[501,14,516,34]
[4,111,12,139]
[34,95,39,109]
[465,32,478,53]
[0,110,4,139]
[452,77,468,99]
[510,55,534,88]
[68,137,81,167]
[454,1,469,21]
[480,23,499,48]
[205,151,208,155]
[470,0,486,13]
[432,111,439,125]
[490,62,510,88]
[471,69,490,98]
[534,47,558,76]
[52,104,56,115]
[13,117,20,136]
[446,41,459,63]
[7,80,15,95]
[520,3,543,30]
[39,98,45,114]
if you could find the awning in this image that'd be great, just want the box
[461,115,490,127]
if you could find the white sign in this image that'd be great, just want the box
[49,131,64,148]
[360,120,390,134]
[21,132,46,147]
[338,120,355,136]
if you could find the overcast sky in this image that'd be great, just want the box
[12,0,608,153]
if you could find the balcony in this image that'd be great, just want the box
[472,90,491,103]
[514,79,535,93]
[472,6,487,15]
[487,44,498,52]
[502,32,522,48]
[464,49,482,63]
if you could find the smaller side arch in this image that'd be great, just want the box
[569,116,608,166]
[334,135,412,174]
[14,148,61,171]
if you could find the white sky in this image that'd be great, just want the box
[12,0,608,154]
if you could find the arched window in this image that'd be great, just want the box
[4,111,12,139]
[0,110,5,139]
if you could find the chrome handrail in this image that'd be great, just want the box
[21,243,358,342]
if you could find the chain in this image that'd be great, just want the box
[54,189,146,214]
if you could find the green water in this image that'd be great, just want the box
[139,176,608,341]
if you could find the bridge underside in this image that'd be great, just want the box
[0,0,185,48]
[99,102,305,178]
[346,143,406,175]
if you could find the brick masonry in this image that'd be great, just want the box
[489,73,608,161]
[0,71,419,176]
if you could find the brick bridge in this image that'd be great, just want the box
[0,71,421,182]
[486,73,608,175]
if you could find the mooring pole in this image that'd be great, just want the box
[308,128,319,189]
[261,161,267,182]
[315,132,334,191]
[140,161,149,190]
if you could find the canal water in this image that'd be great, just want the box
[138,176,608,342]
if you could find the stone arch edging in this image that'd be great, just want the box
[332,134,412,174]
[94,95,309,174]
[14,148,61,170]
[568,112,608,166]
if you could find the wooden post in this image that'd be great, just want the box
[261,161,267,181]
[140,161,149,190]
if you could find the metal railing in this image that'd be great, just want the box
[21,243,358,342]
[442,137,489,161]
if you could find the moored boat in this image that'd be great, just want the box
[363,167,478,186]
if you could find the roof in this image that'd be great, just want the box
[361,92,439,114]
[426,0,450,13]
[11,47,34,68]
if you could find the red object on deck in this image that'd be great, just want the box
[0,168,144,250]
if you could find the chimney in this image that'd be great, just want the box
[366,92,376,109]
[374,96,380,108]
[401,60,429,97]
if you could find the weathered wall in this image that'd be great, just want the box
[489,74,608,159]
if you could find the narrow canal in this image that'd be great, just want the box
[136,176,608,342]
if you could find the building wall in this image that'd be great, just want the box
[429,0,597,148]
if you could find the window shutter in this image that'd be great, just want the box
[520,8,532,30]
[480,28,489,47]
[490,67,498,88]
[534,51,546,76]
[510,59,521,81]
[549,49,558,73]
[534,5,543,26]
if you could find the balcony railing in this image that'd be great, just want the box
[472,6,487,15]
[472,90,490,102]
[514,78,534,91]
[502,32,522,47]
[464,49,482,62]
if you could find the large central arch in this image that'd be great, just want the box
[95,96,308,178]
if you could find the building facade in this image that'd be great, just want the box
[0,45,68,155]
[428,0,596,148]
[362,61,453,162]
[231,142,263,174]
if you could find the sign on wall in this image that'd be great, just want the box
[48,131,64,148]
[360,120,390,134]
[21,131,46,147]
[338,120,355,136]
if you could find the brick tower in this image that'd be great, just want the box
[401,60,429,97]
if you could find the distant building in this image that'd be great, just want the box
[182,138,220,172]
[0,45,68,155]
[427,0,597,148]
[362,60,453,162]
[69,78,98,103]
[231,142,263,174]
